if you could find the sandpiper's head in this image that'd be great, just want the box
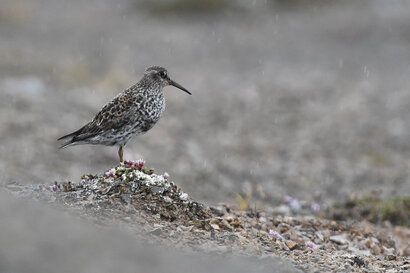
[144,66,191,95]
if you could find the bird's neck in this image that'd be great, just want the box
[136,77,163,96]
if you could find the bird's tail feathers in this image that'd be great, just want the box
[57,127,85,148]
[57,128,82,141]
[59,139,76,149]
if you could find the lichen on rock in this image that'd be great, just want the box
[61,161,212,223]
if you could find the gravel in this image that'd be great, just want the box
[5,162,409,272]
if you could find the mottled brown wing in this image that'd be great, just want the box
[73,93,142,141]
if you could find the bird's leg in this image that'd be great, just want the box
[118,146,124,162]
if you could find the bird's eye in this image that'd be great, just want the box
[159,71,167,78]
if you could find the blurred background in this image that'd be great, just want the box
[1,0,410,207]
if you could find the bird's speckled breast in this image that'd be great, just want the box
[136,93,166,132]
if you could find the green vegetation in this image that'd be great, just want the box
[330,195,410,226]
[140,0,229,15]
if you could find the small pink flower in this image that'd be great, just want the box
[305,241,316,249]
[107,171,114,178]
[135,159,145,168]
[269,229,282,239]
[289,198,300,211]
[284,195,293,203]
[311,203,320,212]
[50,184,58,192]
[163,172,169,179]
[124,160,132,165]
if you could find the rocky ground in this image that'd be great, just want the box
[6,161,409,273]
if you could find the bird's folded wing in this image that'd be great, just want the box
[73,93,142,141]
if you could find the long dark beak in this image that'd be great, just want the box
[169,80,192,95]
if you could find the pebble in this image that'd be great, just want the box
[329,234,349,245]
[400,264,409,270]
[272,205,291,215]
[383,246,395,255]
[210,224,220,231]
[210,206,225,217]
[371,244,381,255]
[179,193,188,201]
[121,194,131,204]
[149,227,162,236]
[386,254,396,261]
[285,240,298,250]
[371,237,380,244]
[278,223,290,233]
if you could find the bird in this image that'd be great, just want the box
[58,66,191,162]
